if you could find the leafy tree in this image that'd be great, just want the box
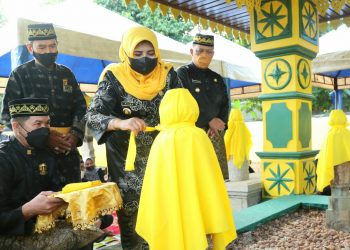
[342,89,350,112]
[239,98,262,121]
[312,87,332,114]
[238,87,334,120]
[94,0,193,43]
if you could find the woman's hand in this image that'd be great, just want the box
[108,117,146,136]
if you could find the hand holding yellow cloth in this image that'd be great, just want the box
[136,89,236,250]
[35,182,123,233]
[316,110,350,191]
[224,109,252,168]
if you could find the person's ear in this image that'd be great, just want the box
[190,48,194,56]
[11,120,20,130]
[26,43,33,53]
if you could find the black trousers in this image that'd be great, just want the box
[117,208,148,250]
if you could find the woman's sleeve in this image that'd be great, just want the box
[86,71,119,144]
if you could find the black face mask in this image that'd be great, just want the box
[33,51,58,68]
[21,126,50,149]
[128,57,158,75]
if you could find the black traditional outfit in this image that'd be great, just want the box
[86,27,181,250]
[0,98,59,235]
[1,23,86,188]
[0,137,59,235]
[176,34,230,180]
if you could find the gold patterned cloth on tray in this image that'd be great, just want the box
[35,181,123,233]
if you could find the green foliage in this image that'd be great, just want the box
[239,98,262,121]
[312,87,331,114]
[94,0,193,43]
[342,89,350,111]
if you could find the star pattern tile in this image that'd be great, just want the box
[304,164,315,192]
[301,64,309,81]
[266,164,293,195]
[268,63,286,84]
[302,2,316,37]
[258,2,286,36]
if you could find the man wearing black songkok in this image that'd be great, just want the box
[177,34,230,180]
[1,23,86,188]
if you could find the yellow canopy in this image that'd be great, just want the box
[136,89,236,250]
[224,109,252,168]
[316,110,350,191]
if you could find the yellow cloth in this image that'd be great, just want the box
[35,182,123,233]
[61,180,102,193]
[125,127,157,171]
[50,127,70,134]
[224,109,252,168]
[136,89,237,250]
[316,110,350,191]
[83,92,92,107]
[99,26,172,100]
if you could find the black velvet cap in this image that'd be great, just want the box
[193,33,214,47]
[28,23,57,41]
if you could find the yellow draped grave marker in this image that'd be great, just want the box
[316,110,350,192]
[135,89,236,250]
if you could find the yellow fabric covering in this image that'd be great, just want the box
[316,110,350,191]
[35,182,123,233]
[136,89,237,250]
[83,92,92,107]
[99,26,172,101]
[50,127,70,134]
[61,180,102,193]
[224,109,252,168]
[125,127,157,171]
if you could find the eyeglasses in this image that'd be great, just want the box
[194,48,214,55]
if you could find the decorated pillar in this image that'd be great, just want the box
[250,0,319,198]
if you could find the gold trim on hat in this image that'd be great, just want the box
[28,27,56,39]
[193,36,214,45]
[9,103,49,116]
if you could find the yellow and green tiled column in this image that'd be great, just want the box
[250,0,319,198]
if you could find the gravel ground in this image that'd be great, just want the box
[227,209,350,250]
